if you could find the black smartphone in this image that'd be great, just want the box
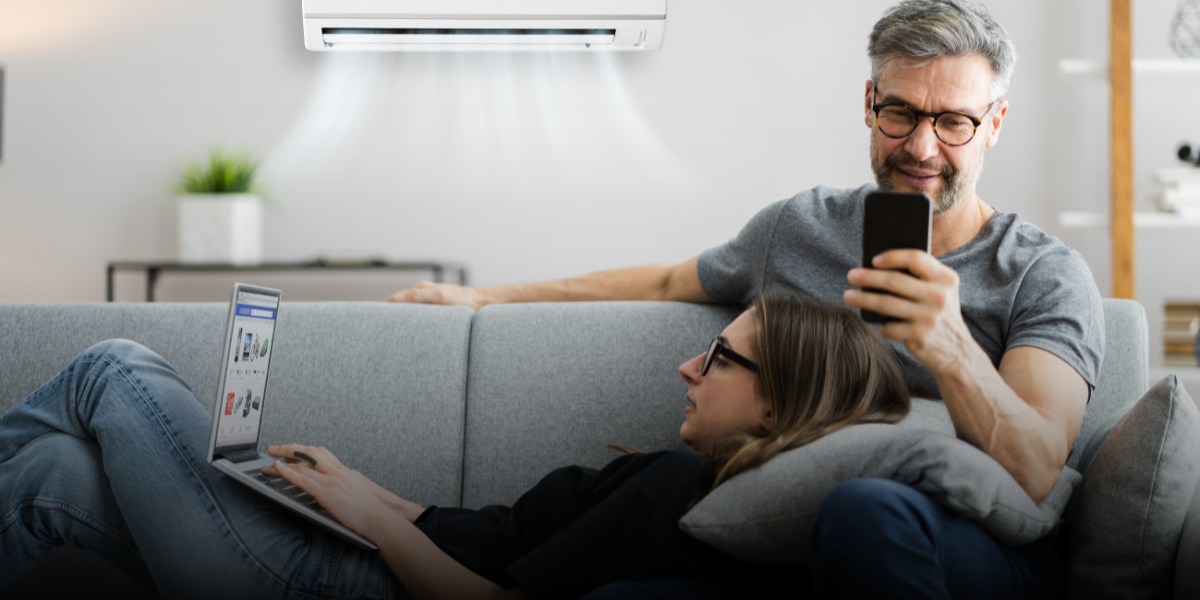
[860,191,932,323]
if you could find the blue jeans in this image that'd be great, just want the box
[0,340,406,600]
[582,479,1065,600]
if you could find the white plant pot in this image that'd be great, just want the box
[177,194,263,265]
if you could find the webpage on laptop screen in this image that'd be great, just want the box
[217,291,278,448]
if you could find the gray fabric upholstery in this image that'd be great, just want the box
[259,303,473,507]
[0,303,228,415]
[680,425,1080,565]
[1176,477,1200,600]
[1067,299,1148,473]
[460,301,740,509]
[1064,376,1200,600]
[0,302,474,508]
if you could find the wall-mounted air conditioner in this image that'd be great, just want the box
[302,0,667,52]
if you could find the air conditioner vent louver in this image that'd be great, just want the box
[303,0,666,52]
[323,28,619,47]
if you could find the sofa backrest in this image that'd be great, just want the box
[0,302,473,509]
[460,301,740,509]
[0,298,1151,511]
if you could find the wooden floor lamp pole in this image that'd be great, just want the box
[1111,0,1135,299]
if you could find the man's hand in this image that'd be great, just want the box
[842,249,974,373]
[386,281,485,310]
[263,444,425,532]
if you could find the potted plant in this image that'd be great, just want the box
[175,149,264,265]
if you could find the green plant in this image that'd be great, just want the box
[175,148,261,195]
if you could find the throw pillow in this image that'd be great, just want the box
[1063,375,1200,599]
[679,422,1080,566]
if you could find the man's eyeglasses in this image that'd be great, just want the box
[871,99,994,147]
[702,337,760,377]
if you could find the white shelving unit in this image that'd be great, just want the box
[1058,212,1200,228]
[1058,58,1200,75]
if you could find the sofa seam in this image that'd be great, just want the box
[458,310,477,509]
[1133,379,1174,584]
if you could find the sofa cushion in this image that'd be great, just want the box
[461,302,741,509]
[0,302,475,508]
[679,422,1080,566]
[1063,375,1200,599]
[1174,476,1200,600]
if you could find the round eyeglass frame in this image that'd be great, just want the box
[871,100,995,147]
[701,337,760,377]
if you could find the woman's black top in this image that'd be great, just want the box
[414,450,794,599]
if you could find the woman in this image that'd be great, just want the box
[0,292,907,599]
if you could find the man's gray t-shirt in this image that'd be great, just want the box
[697,184,1105,400]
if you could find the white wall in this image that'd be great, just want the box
[1,0,1198,368]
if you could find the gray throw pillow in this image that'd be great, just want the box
[679,421,1080,566]
[1063,375,1200,600]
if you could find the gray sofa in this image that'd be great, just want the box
[0,299,1196,598]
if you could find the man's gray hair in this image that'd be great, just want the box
[868,0,1017,101]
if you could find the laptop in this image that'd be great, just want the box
[204,283,378,551]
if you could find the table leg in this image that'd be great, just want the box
[147,268,160,302]
[458,268,468,286]
[433,266,444,283]
[107,265,115,302]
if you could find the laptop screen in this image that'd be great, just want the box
[214,288,279,453]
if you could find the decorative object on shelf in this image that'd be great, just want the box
[1165,302,1200,367]
[1171,0,1200,59]
[1180,142,1200,166]
[175,148,264,265]
[1156,145,1200,218]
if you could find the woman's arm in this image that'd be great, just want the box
[265,444,526,600]
[368,512,526,600]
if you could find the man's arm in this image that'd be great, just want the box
[928,346,1087,503]
[385,256,711,309]
[844,250,1088,503]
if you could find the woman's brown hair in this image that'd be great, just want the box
[698,291,910,493]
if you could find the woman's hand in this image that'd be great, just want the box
[265,446,525,600]
[261,444,426,535]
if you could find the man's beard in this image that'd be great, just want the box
[871,142,986,216]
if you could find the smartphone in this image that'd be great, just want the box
[860,191,932,323]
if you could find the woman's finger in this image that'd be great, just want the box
[275,459,329,491]
[298,445,348,474]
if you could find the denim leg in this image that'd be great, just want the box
[0,433,154,590]
[0,339,404,600]
[812,478,1065,600]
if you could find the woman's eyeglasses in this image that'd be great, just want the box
[702,337,760,376]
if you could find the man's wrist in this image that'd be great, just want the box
[929,336,992,392]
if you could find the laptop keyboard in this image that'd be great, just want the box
[245,470,332,517]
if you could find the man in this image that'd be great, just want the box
[389,0,1103,596]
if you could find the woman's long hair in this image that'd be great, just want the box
[698,291,909,493]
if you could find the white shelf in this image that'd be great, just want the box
[1058,211,1200,228]
[1058,58,1200,76]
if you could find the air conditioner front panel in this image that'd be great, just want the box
[302,0,667,20]
[304,18,664,51]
